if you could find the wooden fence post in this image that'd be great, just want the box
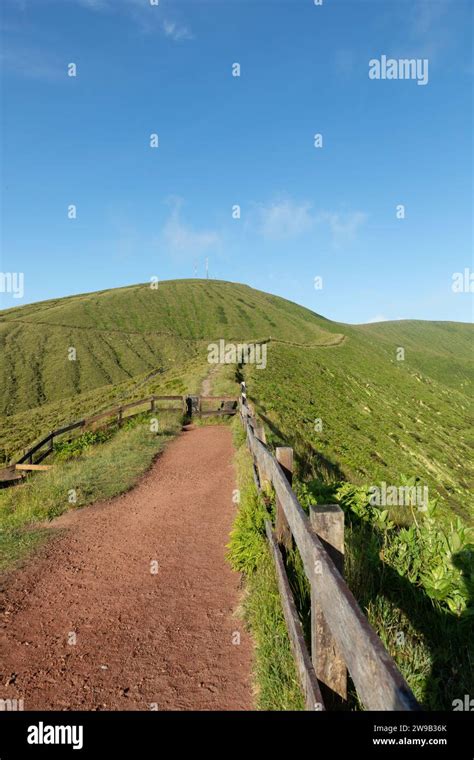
[118,408,123,428]
[275,447,293,550]
[150,396,155,412]
[310,504,347,702]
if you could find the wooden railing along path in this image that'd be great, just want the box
[7,394,237,475]
[239,382,420,712]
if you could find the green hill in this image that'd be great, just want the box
[1,278,473,711]
[0,280,341,417]
[1,279,472,522]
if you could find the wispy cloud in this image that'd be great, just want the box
[161,198,220,259]
[5,0,194,42]
[377,0,463,66]
[409,0,452,38]
[408,0,454,60]
[258,199,314,241]
[316,211,368,249]
[162,19,193,42]
[75,0,110,9]
[256,198,368,249]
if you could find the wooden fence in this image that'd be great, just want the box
[239,382,420,712]
[13,394,237,470]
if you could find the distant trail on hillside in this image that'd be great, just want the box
[0,427,253,710]
[200,364,221,396]
[267,335,346,349]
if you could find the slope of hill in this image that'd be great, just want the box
[245,321,473,523]
[1,279,472,523]
[0,280,341,416]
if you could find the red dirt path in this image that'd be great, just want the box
[0,426,254,710]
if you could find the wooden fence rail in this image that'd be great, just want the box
[13,394,237,470]
[239,382,420,712]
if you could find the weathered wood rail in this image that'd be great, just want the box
[6,394,237,477]
[239,382,420,712]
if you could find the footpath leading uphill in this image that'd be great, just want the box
[0,426,253,710]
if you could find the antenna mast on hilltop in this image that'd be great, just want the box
[205,258,209,279]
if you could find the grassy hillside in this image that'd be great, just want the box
[244,321,473,523]
[0,354,208,463]
[1,278,472,710]
[0,279,340,417]
[1,279,472,524]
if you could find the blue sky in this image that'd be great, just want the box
[0,0,472,323]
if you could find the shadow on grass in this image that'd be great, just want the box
[255,406,346,483]
[344,516,474,710]
[239,390,473,709]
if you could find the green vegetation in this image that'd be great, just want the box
[1,352,207,462]
[294,479,474,709]
[228,421,305,710]
[229,424,473,710]
[53,429,113,460]
[244,322,473,524]
[1,278,472,709]
[0,411,181,571]
[2,282,471,527]
[0,279,340,418]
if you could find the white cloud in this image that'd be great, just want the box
[258,200,315,241]
[163,19,193,42]
[162,199,220,258]
[256,198,368,248]
[316,211,368,249]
